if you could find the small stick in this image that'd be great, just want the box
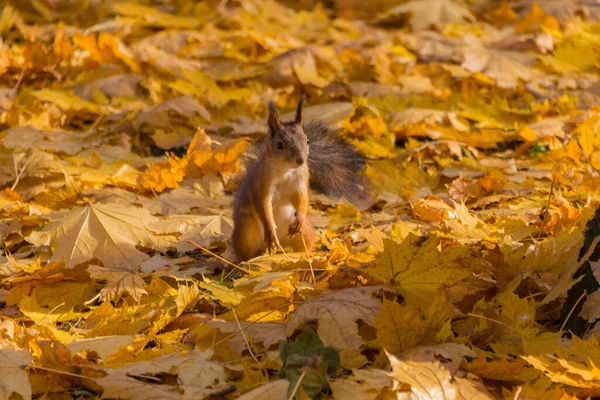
[287,368,307,400]
[28,365,95,380]
[467,313,517,333]
[231,307,260,366]
[300,234,316,287]
[209,385,237,398]
[512,385,522,400]
[560,290,587,332]
[277,242,294,262]
[187,241,251,275]
[210,302,296,351]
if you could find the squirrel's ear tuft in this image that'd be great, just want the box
[267,100,281,137]
[295,95,305,126]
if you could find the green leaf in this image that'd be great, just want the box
[279,330,341,399]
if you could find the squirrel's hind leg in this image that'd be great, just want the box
[232,213,265,262]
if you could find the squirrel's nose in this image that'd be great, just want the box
[296,157,304,166]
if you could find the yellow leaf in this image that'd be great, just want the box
[20,282,95,324]
[237,380,289,400]
[197,281,247,307]
[201,138,250,176]
[66,335,134,360]
[516,2,560,33]
[365,234,487,306]
[30,89,104,114]
[140,155,187,192]
[386,350,494,399]
[27,203,172,268]
[376,295,452,355]
[492,0,518,25]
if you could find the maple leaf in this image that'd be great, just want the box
[87,265,147,303]
[66,335,134,360]
[149,180,229,216]
[364,234,488,306]
[208,320,286,354]
[147,214,234,252]
[287,286,385,349]
[377,0,475,30]
[0,342,33,400]
[376,294,453,355]
[462,36,539,88]
[27,203,172,268]
[386,350,495,399]
[20,281,95,324]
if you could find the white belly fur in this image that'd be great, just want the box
[273,201,295,241]
[272,169,299,241]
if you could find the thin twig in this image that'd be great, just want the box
[11,152,33,191]
[28,365,94,380]
[187,240,251,275]
[288,368,307,400]
[84,293,101,306]
[300,234,316,287]
[14,69,25,91]
[210,302,296,351]
[277,242,294,262]
[512,385,522,400]
[560,290,587,332]
[37,302,66,325]
[467,313,517,333]
[231,308,260,366]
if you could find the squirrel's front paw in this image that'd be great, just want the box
[288,216,304,237]
[265,230,279,254]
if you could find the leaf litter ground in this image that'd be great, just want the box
[1,0,600,399]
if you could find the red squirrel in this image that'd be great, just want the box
[232,97,369,262]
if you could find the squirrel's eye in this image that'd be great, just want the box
[307,138,310,145]
[277,141,284,150]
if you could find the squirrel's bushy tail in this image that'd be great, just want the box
[304,120,371,209]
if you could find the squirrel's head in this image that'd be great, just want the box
[266,96,308,169]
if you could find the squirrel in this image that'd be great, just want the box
[231,96,370,262]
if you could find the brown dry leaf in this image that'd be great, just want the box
[87,265,147,303]
[97,374,183,400]
[462,36,539,88]
[147,214,234,252]
[207,320,286,353]
[0,342,33,400]
[287,286,385,349]
[27,203,172,267]
[377,0,475,30]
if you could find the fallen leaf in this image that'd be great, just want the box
[28,203,172,267]
[0,342,33,400]
[287,286,385,349]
